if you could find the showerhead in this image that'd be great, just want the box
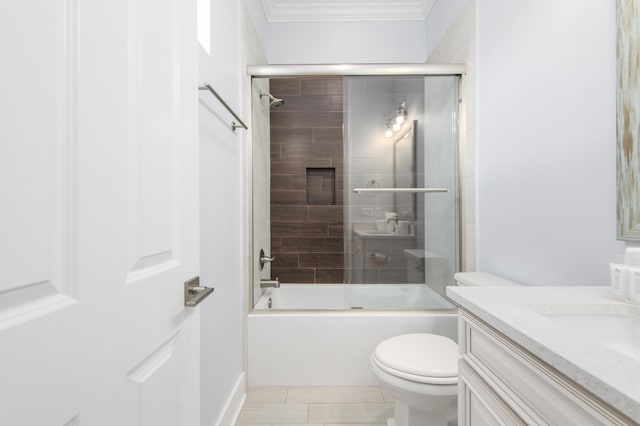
[260,92,285,109]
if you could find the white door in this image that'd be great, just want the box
[251,79,272,306]
[0,0,200,425]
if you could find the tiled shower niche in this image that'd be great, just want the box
[270,77,345,284]
[306,168,336,205]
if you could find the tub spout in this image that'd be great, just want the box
[260,278,280,288]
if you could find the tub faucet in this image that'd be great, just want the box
[260,278,280,288]
[386,217,398,233]
[385,211,398,226]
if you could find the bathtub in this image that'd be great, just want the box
[255,283,455,310]
[248,284,458,386]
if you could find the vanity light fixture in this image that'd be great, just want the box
[384,100,409,138]
[395,100,407,125]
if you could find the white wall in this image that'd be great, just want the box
[266,21,427,64]
[199,0,250,424]
[425,0,466,57]
[477,0,625,285]
[243,0,428,64]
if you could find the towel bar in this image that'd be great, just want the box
[199,82,248,131]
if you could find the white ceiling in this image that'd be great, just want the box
[260,0,436,22]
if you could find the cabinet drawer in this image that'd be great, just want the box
[459,309,634,425]
[459,359,526,426]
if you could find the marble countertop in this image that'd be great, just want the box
[353,229,415,239]
[446,276,640,422]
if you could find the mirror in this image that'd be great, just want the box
[393,120,417,219]
[617,0,640,240]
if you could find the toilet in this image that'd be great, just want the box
[370,272,520,426]
[370,333,457,426]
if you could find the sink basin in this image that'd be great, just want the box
[531,304,640,361]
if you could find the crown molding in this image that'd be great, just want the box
[261,0,435,22]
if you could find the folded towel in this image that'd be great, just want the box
[384,211,397,219]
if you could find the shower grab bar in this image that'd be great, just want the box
[199,82,248,131]
[352,188,449,193]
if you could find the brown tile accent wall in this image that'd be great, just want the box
[270,77,345,284]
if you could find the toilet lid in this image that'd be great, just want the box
[373,333,458,385]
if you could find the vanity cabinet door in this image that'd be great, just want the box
[459,360,526,426]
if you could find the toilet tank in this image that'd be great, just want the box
[454,272,521,287]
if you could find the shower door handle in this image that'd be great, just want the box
[352,187,449,193]
[259,249,276,270]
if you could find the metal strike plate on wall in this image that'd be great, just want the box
[184,276,214,307]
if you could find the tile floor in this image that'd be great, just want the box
[236,386,394,426]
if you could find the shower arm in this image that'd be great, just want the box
[352,188,449,193]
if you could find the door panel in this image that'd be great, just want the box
[0,0,76,324]
[126,0,180,281]
[124,0,190,289]
[0,1,82,423]
[0,0,200,424]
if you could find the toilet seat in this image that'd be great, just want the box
[372,333,458,385]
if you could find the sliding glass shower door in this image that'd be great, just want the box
[252,71,460,310]
[344,76,460,298]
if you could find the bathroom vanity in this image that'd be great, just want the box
[351,229,416,284]
[447,283,640,425]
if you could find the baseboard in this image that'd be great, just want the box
[215,372,246,426]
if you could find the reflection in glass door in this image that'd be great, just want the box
[344,76,460,298]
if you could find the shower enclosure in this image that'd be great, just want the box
[250,66,461,311]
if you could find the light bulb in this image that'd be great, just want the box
[392,122,401,131]
[395,114,405,125]
[385,129,393,138]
